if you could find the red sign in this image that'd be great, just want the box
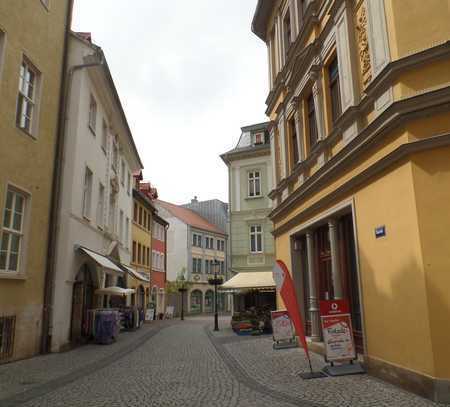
[273,260,310,361]
[320,299,356,362]
[319,299,350,316]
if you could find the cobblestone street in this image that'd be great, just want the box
[0,317,446,407]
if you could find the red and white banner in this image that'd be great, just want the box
[320,299,356,362]
[273,260,310,360]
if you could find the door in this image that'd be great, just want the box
[71,282,84,341]
[315,225,333,301]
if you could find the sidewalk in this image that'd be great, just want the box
[0,320,173,404]
[207,323,447,407]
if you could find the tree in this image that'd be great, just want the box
[166,267,192,294]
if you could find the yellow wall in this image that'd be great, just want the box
[0,1,70,361]
[412,147,450,379]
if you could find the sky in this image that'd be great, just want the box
[72,1,269,205]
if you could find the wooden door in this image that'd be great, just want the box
[71,282,84,341]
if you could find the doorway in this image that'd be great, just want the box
[71,264,94,343]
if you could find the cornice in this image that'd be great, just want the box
[272,131,450,237]
[270,85,450,222]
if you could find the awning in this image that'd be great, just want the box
[78,247,123,275]
[121,264,150,283]
[95,287,135,296]
[220,271,276,290]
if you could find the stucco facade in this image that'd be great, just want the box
[0,1,72,362]
[50,33,142,352]
[252,0,450,402]
[221,122,275,276]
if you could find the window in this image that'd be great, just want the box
[138,206,143,226]
[138,243,142,264]
[192,257,202,274]
[108,192,116,233]
[307,93,318,150]
[125,217,130,249]
[0,189,26,273]
[193,233,202,247]
[146,247,150,267]
[147,213,151,231]
[253,132,264,145]
[250,225,263,253]
[288,117,299,167]
[328,56,342,123]
[82,167,93,219]
[205,259,210,274]
[97,183,105,228]
[220,261,225,274]
[248,171,261,197]
[40,0,50,9]
[220,240,225,251]
[127,171,131,195]
[132,241,137,263]
[283,11,292,58]
[112,136,119,172]
[101,120,108,153]
[88,94,97,134]
[205,237,213,249]
[16,60,39,135]
[0,316,16,361]
[121,160,125,186]
[133,202,138,222]
[119,210,124,244]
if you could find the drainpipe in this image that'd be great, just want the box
[41,30,104,353]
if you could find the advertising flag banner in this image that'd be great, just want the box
[273,260,310,360]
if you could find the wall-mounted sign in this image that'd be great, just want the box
[320,299,356,362]
[375,225,386,238]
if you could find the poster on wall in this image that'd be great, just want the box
[145,308,155,321]
[320,299,356,362]
[271,310,295,342]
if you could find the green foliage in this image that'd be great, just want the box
[166,267,192,294]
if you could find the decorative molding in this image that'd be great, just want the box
[356,3,372,88]
[269,85,450,224]
[272,131,450,237]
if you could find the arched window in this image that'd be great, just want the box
[190,290,203,313]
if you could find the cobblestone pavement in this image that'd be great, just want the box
[0,316,447,407]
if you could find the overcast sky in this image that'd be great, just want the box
[72,1,268,205]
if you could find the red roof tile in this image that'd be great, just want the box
[156,200,225,236]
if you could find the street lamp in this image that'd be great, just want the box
[208,259,223,331]
[178,275,187,321]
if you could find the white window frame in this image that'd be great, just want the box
[82,167,93,220]
[250,225,263,254]
[96,182,105,228]
[0,187,28,274]
[16,58,40,137]
[248,170,262,198]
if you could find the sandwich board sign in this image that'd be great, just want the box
[271,310,297,349]
[319,299,364,376]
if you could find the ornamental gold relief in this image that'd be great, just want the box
[356,3,372,88]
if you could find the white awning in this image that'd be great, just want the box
[122,265,150,283]
[95,287,135,296]
[220,271,276,290]
[78,247,123,274]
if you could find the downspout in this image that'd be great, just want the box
[41,29,104,353]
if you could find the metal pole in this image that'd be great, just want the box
[214,267,219,331]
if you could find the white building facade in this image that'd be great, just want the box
[50,33,143,351]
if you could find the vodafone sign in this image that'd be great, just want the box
[319,299,350,316]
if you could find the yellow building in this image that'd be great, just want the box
[252,0,450,402]
[0,1,72,362]
[129,174,153,310]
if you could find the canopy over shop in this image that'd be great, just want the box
[221,271,277,334]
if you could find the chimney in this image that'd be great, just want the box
[191,196,198,204]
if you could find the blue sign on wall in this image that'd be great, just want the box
[375,226,386,238]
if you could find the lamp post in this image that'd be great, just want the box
[209,259,223,331]
[178,275,187,321]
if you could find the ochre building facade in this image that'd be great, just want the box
[0,1,72,362]
[252,0,450,402]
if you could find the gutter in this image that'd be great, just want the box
[41,17,105,353]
